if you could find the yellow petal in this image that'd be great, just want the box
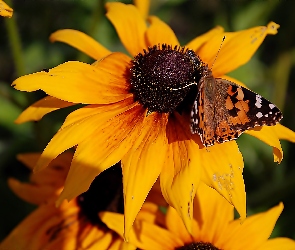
[258,238,295,250]
[223,203,283,250]
[100,212,124,241]
[78,224,113,249]
[50,29,111,60]
[198,22,280,76]
[165,206,192,244]
[106,2,148,56]
[55,160,100,207]
[146,16,179,46]
[15,96,75,124]
[192,183,234,245]
[0,0,13,17]
[0,200,79,249]
[17,153,41,170]
[13,55,131,105]
[160,113,201,235]
[30,154,71,186]
[200,141,246,221]
[35,98,134,172]
[245,126,283,163]
[56,103,145,205]
[17,151,70,179]
[35,107,109,172]
[28,202,79,250]
[8,178,57,205]
[95,52,131,76]
[131,219,182,250]
[135,202,161,224]
[108,239,136,250]
[133,0,150,20]
[186,26,224,51]
[272,124,295,143]
[122,112,168,239]
[100,212,181,250]
[9,153,72,204]
[0,204,59,249]
[79,230,114,250]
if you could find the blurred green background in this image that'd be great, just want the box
[1,0,295,241]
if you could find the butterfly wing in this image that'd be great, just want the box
[190,75,217,146]
[215,78,282,130]
[191,77,283,147]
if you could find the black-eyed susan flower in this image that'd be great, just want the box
[0,0,13,17]
[0,153,137,250]
[12,0,295,238]
[101,182,295,250]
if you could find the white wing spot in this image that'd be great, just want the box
[269,104,275,109]
[265,114,268,117]
[256,112,263,118]
[255,95,262,108]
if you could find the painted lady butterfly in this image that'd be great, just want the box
[190,65,283,147]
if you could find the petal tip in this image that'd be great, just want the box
[7,178,20,189]
[55,195,66,208]
[267,21,280,35]
[33,162,47,173]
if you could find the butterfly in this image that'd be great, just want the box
[190,65,283,147]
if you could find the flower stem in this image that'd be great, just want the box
[4,0,25,77]
[272,51,292,111]
[77,0,105,63]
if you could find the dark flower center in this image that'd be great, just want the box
[176,242,221,250]
[77,162,124,228]
[130,44,203,113]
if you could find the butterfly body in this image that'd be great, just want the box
[190,65,283,147]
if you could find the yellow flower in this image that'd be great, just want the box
[12,0,295,238]
[101,183,295,250]
[0,153,135,250]
[0,0,13,18]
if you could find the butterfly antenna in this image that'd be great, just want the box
[170,82,196,91]
[171,37,225,91]
[210,35,226,70]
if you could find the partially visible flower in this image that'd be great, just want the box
[0,0,13,17]
[0,152,140,250]
[101,183,295,250]
[12,0,295,239]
